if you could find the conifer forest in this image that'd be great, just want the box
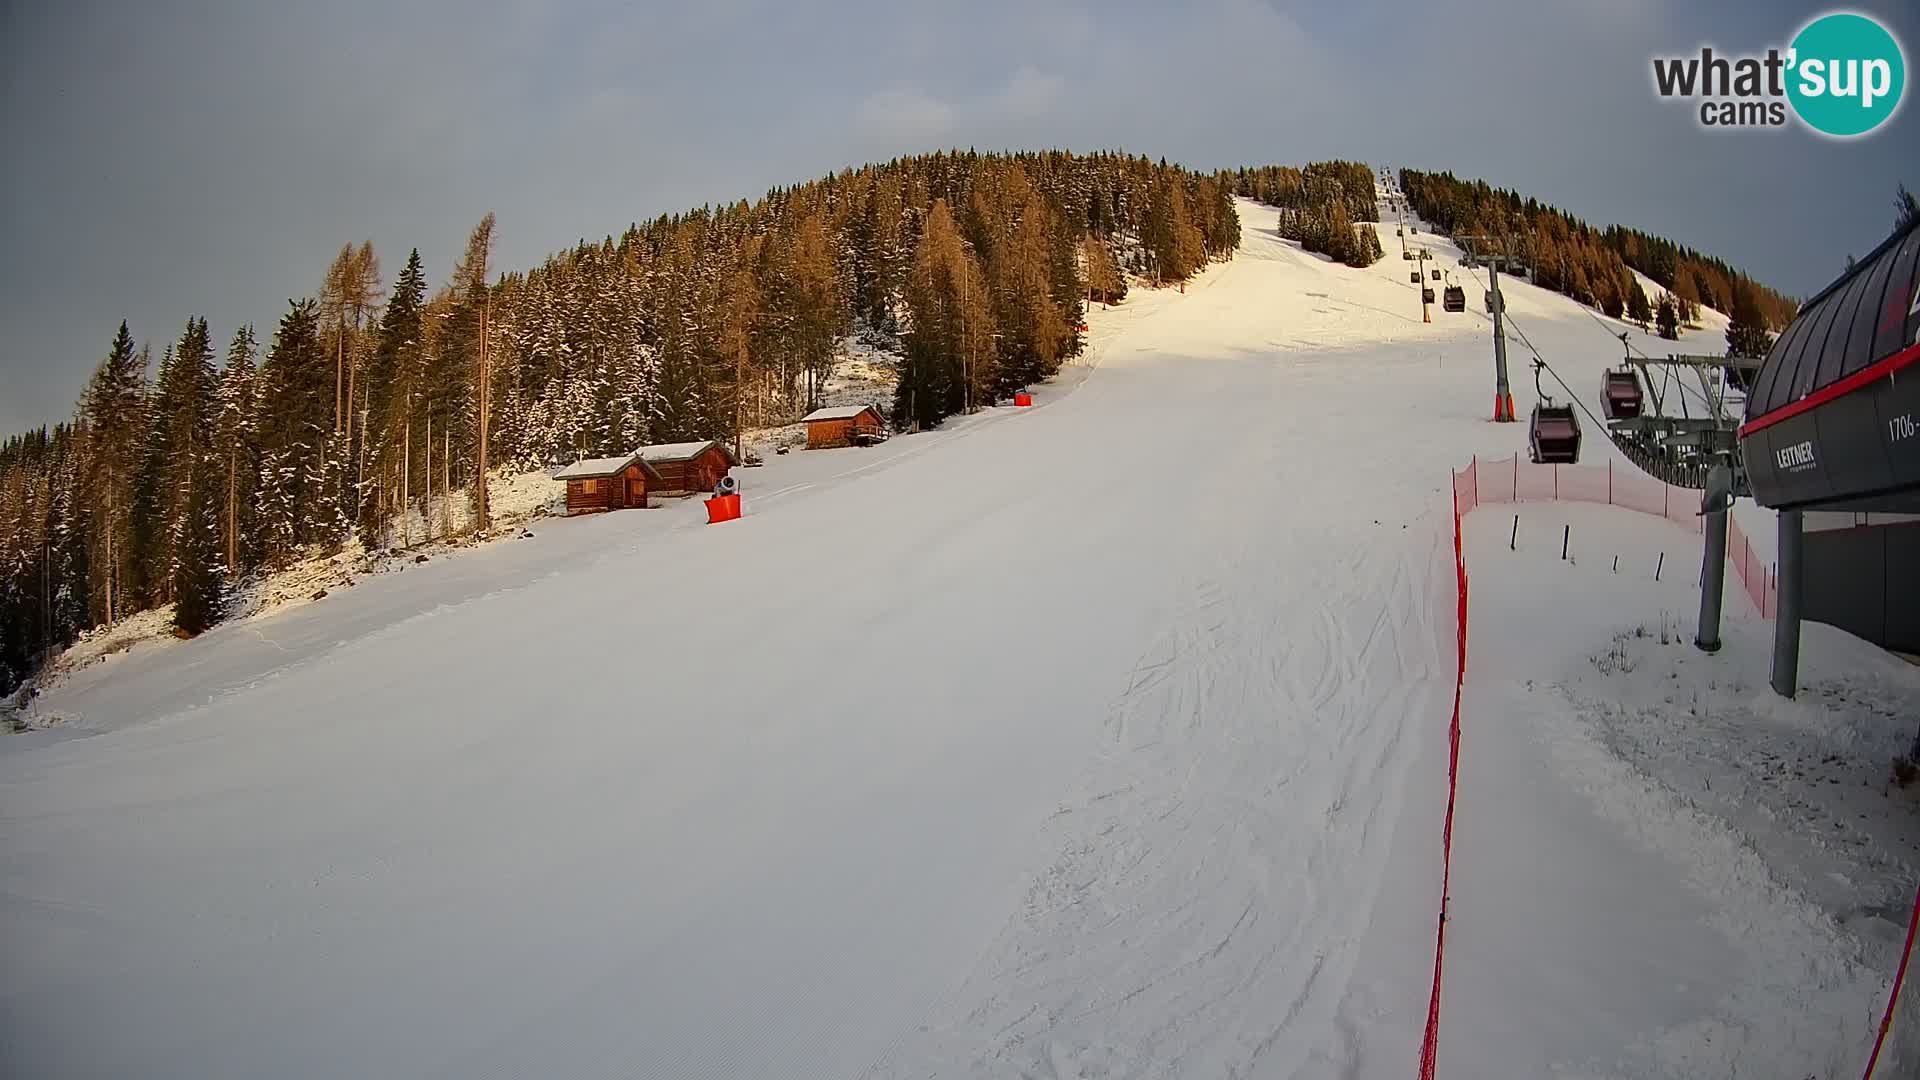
[0,151,1798,692]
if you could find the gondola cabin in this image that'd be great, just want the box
[1602,369,1644,420]
[1529,404,1582,464]
[1410,270,1421,284]
[1430,268,1441,281]
[639,440,737,496]
[553,452,663,514]
[1421,287,1436,304]
[1442,285,1466,312]
[801,404,886,449]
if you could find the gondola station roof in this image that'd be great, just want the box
[1739,220,1920,512]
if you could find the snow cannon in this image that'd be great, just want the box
[706,474,742,524]
[705,491,741,524]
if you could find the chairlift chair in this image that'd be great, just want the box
[1601,366,1644,420]
[1528,361,1581,464]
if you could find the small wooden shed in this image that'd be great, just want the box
[553,452,663,515]
[801,405,885,449]
[640,440,737,496]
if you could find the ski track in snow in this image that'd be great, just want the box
[3,194,1884,1079]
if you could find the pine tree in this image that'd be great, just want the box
[359,250,427,545]
[1725,280,1776,358]
[1655,293,1680,340]
[254,300,329,562]
[1081,235,1124,305]
[215,325,260,572]
[784,209,846,411]
[1626,277,1653,328]
[78,323,148,624]
[170,468,224,636]
[895,199,995,429]
[447,215,496,532]
[150,318,218,601]
[1896,183,1918,234]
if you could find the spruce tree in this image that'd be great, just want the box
[215,325,260,572]
[360,251,427,545]
[1655,294,1680,340]
[170,479,224,637]
[151,318,218,599]
[254,300,328,562]
[78,323,148,624]
[1626,277,1653,328]
[1725,280,1776,358]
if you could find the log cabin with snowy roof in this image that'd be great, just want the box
[801,404,886,449]
[553,451,664,515]
[639,440,737,496]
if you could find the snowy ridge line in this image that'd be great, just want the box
[1417,497,1468,1080]
[1864,883,1920,1077]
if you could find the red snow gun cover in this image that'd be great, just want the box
[705,493,741,524]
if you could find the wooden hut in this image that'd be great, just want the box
[553,452,663,515]
[639,440,737,496]
[801,404,886,449]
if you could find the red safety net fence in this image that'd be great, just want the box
[1438,455,1920,1078]
[1418,485,1469,1080]
[1451,454,1777,618]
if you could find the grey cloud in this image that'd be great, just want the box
[1,0,1912,432]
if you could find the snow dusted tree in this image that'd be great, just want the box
[445,213,496,532]
[1655,293,1680,340]
[78,323,148,624]
[1626,276,1653,328]
[359,250,427,545]
[152,318,218,600]
[1725,279,1776,359]
[215,325,260,573]
[254,300,329,562]
[170,463,224,637]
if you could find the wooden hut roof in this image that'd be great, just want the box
[639,440,736,464]
[800,404,880,423]
[552,452,664,482]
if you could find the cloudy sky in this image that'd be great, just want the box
[2,0,1913,432]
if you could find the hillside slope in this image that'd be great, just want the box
[3,193,1883,1079]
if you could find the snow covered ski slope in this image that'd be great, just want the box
[2,196,1849,1078]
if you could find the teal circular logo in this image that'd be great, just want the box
[1787,12,1906,137]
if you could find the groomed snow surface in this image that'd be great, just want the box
[4,194,1916,1078]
